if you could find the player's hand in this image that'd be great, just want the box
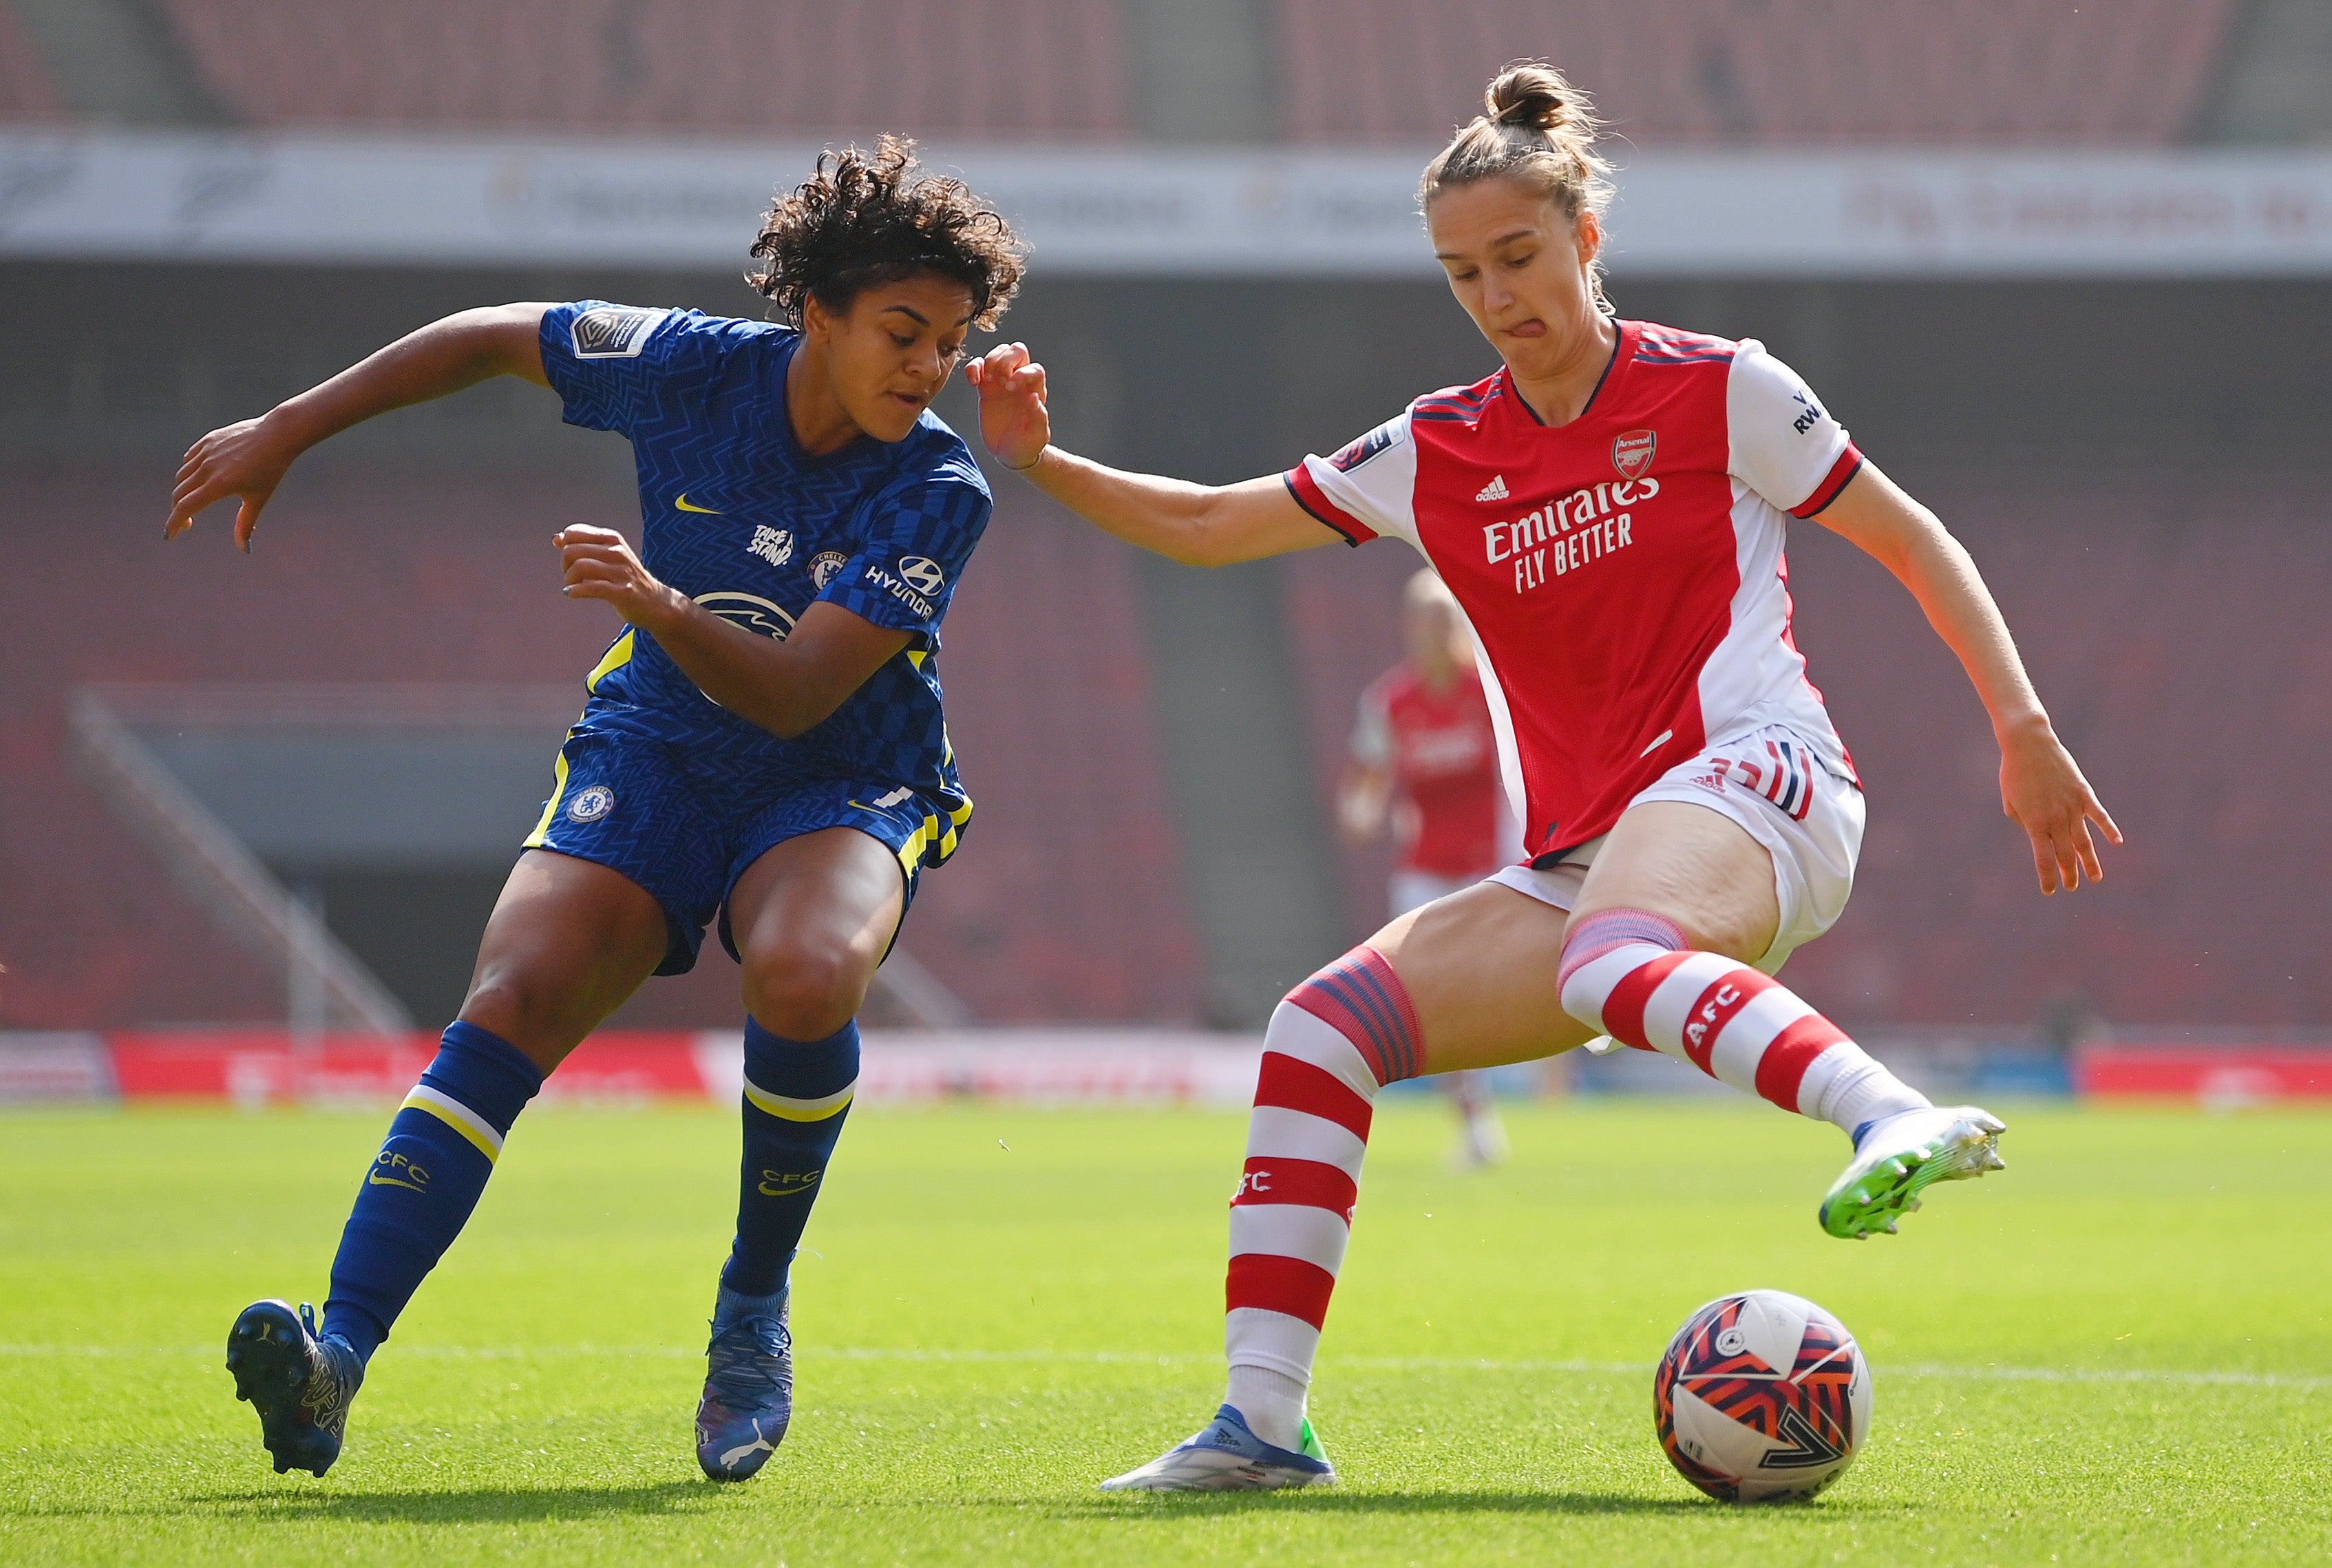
[965,341,1050,472]
[167,413,304,551]
[1997,717,2122,895]
[556,525,686,629]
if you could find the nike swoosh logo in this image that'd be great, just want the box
[675,493,722,514]
[367,1174,427,1191]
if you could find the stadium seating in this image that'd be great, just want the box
[0,5,62,121]
[1278,460,2331,1032]
[1275,0,2240,146]
[9,0,2234,146]
[0,469,1202,1030]
[151,0,1130,138]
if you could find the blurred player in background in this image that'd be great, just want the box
[167,139,1024,1483]
[1339,569,1516,1169]
[973,63,2119,1490]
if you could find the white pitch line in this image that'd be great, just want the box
[1,1343,2325,1390]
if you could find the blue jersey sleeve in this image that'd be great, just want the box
[538,301,725,436]
[821,470,990,642]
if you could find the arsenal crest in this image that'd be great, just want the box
[1613,429,1656,481]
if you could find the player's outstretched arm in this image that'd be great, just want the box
[166,303,555,551]
[555,525,908,739]
[966,342,1335,566]
[1814,462,2123,896]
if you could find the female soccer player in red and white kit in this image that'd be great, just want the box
[969,65,2121,1490]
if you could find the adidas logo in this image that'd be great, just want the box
[1475,474,1509,502]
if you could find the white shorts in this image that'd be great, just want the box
[1487,724,1865,975]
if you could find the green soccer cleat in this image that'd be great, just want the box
[1820,1105,2006,1240]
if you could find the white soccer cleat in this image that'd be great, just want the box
[1820,1104,2006,1240]
[1099,1404,1337,1492]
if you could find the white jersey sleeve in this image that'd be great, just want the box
[1283,410,1421,549]
[1726,340,1865,519]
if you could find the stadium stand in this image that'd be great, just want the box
[906,497,1206,1023]
[149,0,1130,138]
[1280,461,2331,1032]
[1276,0,2241,145]
[0,469,1203,1030]
[21,0,2243,145]
[0,3,63,121]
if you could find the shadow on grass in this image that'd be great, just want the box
[1059,1489,1926,1525]
[31,1481,721,1525]
[1062,1490,1715,1521]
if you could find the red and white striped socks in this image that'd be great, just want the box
[1557,907,1927,1133]
[1218,918,1920,1450]
[1222,946,1419,1450]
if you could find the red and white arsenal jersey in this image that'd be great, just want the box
[1285,319,1861,863]
[1353,661,1505,878]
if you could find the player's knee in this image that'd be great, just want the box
[460,964,580,1048]
[742,941,869,1041]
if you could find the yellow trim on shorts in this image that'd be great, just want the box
[522,739,573,849]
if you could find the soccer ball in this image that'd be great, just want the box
[1653,1289,1872,1503]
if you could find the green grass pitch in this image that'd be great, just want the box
[3,1098,2326,1565]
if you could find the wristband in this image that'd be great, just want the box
[1006,445,1048,474]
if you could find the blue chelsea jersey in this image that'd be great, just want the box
[538,301,990,803]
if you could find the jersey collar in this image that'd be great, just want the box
[1501,317,1638,430]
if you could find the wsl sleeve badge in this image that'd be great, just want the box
[1653,1289,1872,1503]
[570,306,670,359]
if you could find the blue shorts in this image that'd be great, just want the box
[522,726,968,976]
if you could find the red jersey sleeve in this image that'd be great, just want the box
[1725,341,1863,519]
[1283,410,1421,548]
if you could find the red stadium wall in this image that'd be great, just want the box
[0,468,1203,1030]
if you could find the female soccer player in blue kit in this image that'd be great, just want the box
[166,138,1025,1482]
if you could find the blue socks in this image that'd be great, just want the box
[314,1017,854,1356]
[722,1018,859,1298]
[322,1021,543,1362]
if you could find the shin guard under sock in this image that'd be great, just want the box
[323,1021,544,1359]
[721,1018,858,1298]
[1224,946,1420,1450]
[1558,907,1927,1134]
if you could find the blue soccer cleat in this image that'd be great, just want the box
[1099,1404,1337,1492]
[224,1300,363,1477]
[695,1295,794,1481]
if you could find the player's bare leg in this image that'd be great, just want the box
[727,827,904,1041]
[693,827,904,1481]
[460,849,675,1072]
[1562,803,2003,1238]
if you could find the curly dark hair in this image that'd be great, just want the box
[749,136,1026,332]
